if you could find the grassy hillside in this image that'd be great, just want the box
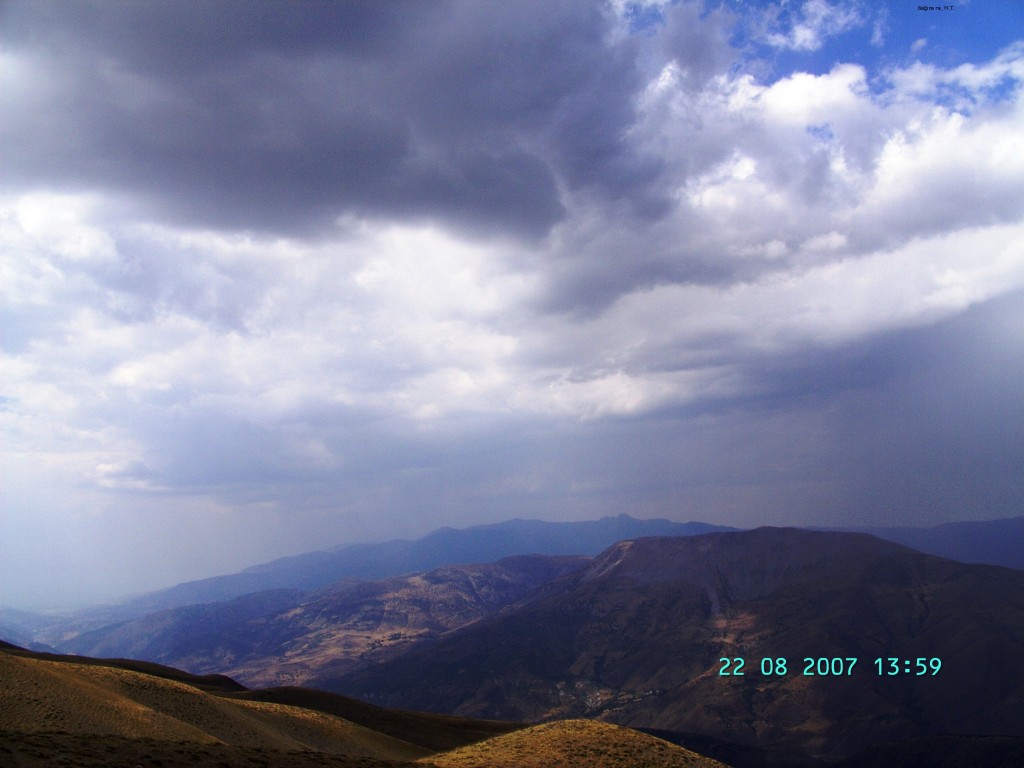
[2,642,731,767]
[233,686,523,753]
[420,719,729,767]
[0,647,428,762]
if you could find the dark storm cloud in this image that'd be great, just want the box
[659,0,738,91]
[0,0,670,238]
[97,282,1022,531]
[730,290,1024,523]
[533,289,1024,526]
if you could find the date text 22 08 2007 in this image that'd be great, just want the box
[718,656,942,677]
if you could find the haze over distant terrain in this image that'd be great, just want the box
[2,1,1023,608]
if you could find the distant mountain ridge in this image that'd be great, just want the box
[127,515,733,613]
[4,514,1021,656]
[44,514,1024,624]
[1,515,732,649]
[846,515,1024,570]
[0,515,732,651]
[123,514,1024,616]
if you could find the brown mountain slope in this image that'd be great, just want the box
[61,555,588,689]
[328,528,1024,761]
[0,643,732,768]
[0,733,423,768]
[221,555,589,687]
[232,686,524,753]
[0,638,245,693]
[419,719,730,768]
[0,646,429,762]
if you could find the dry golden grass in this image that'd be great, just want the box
[223,626,433,688]
[0,650,216,743]
[420,719,731,767]
[0,650,427,762]
[1,647,732,768]
[233,686,524,753]
[0,731,421,768]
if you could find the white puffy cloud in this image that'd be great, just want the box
[4,38,1022,471]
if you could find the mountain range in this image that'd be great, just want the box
[5,514,1020,652]
[325,528,1024,761]
[127,514,1024,613]
[3,515,1023,765]
[122,515,736,614]
[5,522,1024,766]
[847,515,1024,569]
[2,515,732,650]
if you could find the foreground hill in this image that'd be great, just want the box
[232,686,523,754]
[0,643,428,757]
[61,555,588,687]
[328,528,1024,761]
[0,645,428,764]
[0,640,525,765]
[0,642,731,768]
[420,719,729,767]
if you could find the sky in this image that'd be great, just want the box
[2,0,1023,609]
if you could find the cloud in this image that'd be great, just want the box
[760,0,865,52]
[0,0,659,239]
[537,40,1024,312]
[1,1,1022,606]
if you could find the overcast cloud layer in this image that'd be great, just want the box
[2,1,1023,608]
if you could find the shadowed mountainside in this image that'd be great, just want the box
[327,528,1024,761]
[55,589,305,669]
[230,686,524,754]
[833,734,1024,768]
